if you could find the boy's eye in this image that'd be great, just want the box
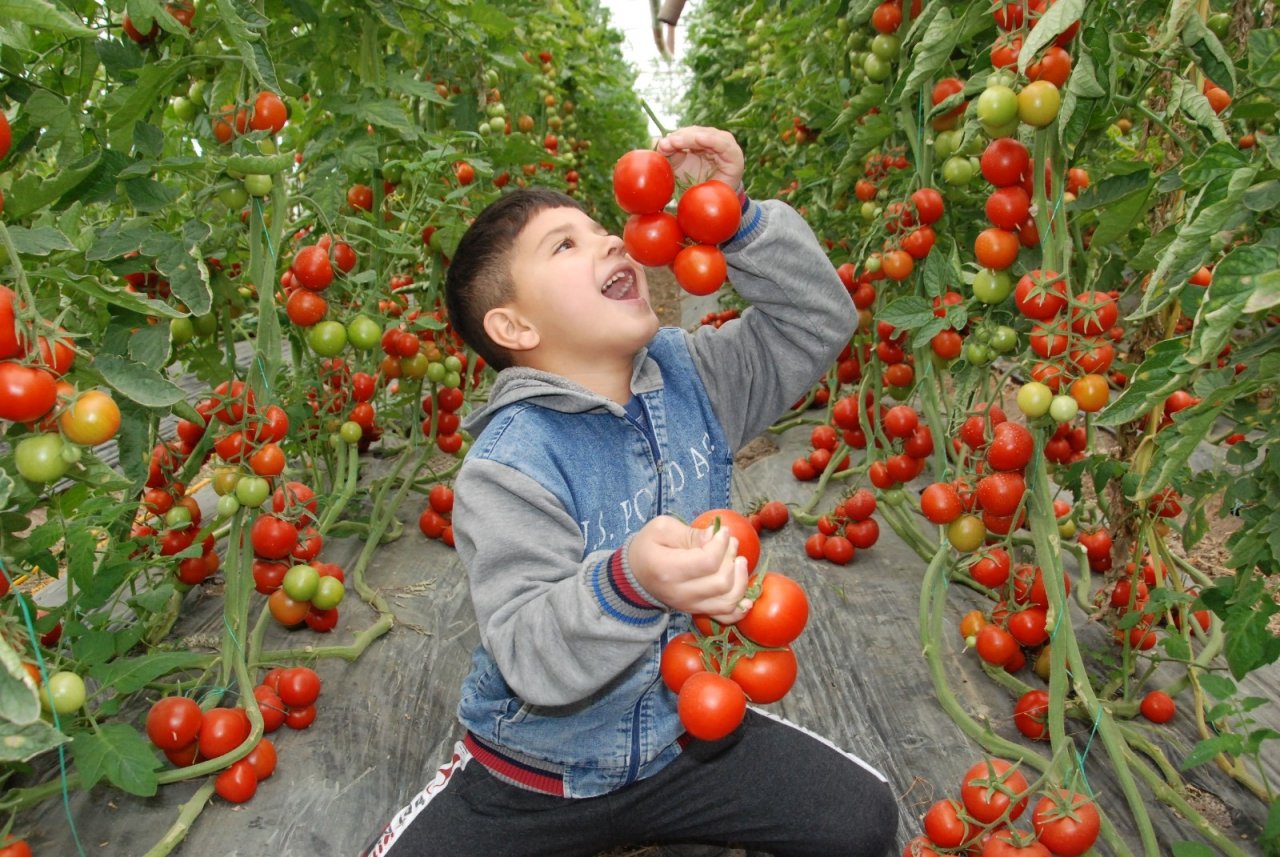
[555,237,574,252]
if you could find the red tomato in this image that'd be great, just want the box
[981,138,1030,187]
[1031,790,1101,856]
[245,737,277,780]
[215,758,258,803]
[690,508,761,574]
[911,187,945,224]
[677,671,746,741]
[672,244,727,296]
[960,758,1029,824]
[253,684,286,733]
[921,482,963,525]
[284,703,318,729]
[677,180,741,245]
[1014,269,1068,320]
[251,514,298,559]
[985,186,1030,230]
[923,798,974,849]
[1140,690,1176,723]
[986,421,1033,472]
[1007,607,1048,647]
[292,245,334,291]
[623,211,685,267]
[974,228,1020,270]
[1014,689,1050,741]
[729,646,797,704]
[733,572,809,647]
[145,696,203,751]
[198,707,251,759]
[660,632,708,693]
[970,548,1011,588]
[976,471,1026,517]
[612,149,675,214]
[0,361,58,423]
[276,666,322,708]
[974,624,1017,667]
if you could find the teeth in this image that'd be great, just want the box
[602,271,627,293]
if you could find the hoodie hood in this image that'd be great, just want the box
[462,343,665,436]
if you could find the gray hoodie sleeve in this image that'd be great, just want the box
[454,457,668,707]
[686,199,857,451]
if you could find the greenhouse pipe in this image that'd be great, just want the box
[658,0,687,25]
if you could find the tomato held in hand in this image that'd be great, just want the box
[677,180,741,245]
[623,211,685,267]
[732,572,809,647]
[660,632,708,693]
[677,671,746,741]
[728,645,797,704]
[672,244,727,296]
[690,508,761,574]
[613,150,676,215]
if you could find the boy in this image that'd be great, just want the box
[364,127,898,857]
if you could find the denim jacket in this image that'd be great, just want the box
[451,200,856,798]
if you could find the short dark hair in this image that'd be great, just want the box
[445,188,583,372]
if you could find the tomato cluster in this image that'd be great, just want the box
[418,483,456,548]
[913,757,1098,857]
[804,488,879,566]
[612,149,742,296]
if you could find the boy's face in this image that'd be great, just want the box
[503,205,659,367]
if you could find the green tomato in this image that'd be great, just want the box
[283,563,320,602]
[164,506,192,529]
[870,34,900,60]
[965,342,992,366]
[972,268,1012,303]
[234,475,270,508]
[339,420,363,444]
[934,129,962,159]
[1207,12,1231,38]
[1049,394,1080,422]
[863,53,892,82]
[170,316,195,345]
[488,117,506,135]
[860,201,879,222]
[243,174,272,197]
[881,487,906,507]
[982,118,1020,139]
[172,96,197,123]
[443,370,462,389]
[401,353,429,379]
[188,79,207,106]
[216,493,241,519]
[989,325,1018,354]
[308,320,348,357]
[426,361,447,384]
[346,314,382,351]
[43,671,86,716]
[1017,382,1054,418]
[1018,81,1061,128]
[311,575,346,610]
[382,162,405,184]
[192,313,218,337]
[941,156,974,186]
[219,185,249,209]
[975,84,1019,127]
[443,354,462,374]
[15,434,71,484]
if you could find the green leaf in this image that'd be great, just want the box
[1135,165,1259,320]
[1188,243,1280,364]
[1094,339,1190,426]
[877,296,933,332]
[1182,14,1235,95]
[1180,733,1243,770]
[1018,0,1085,73]
[468,1,518,38]
[71,722,161,796]
[90,652,209,696]
[213,0,279,91]
[1224,609,1280,679]
[123,177,182,213]
[1172,76,1229,144]
[129,322,171,369]
[1249,29,1280,99]
[892,6,955,103]
[1245,728,1280,755]
[156,243,212,316]
[25,90,82,159]
[0,0,92,37]
[95,38,144,80]
[1155,0,1198,51]
[57,271,184,320]
[1092,184,1154,247]
[1071,165,1151,211]
[93,354,186,408]
[5,151,101,220]
[104,61,187,139]
[1180,142,1252,187]
[334,99,417,137]
[4,226,77,256]
[0,643,40,725]
[1139,405,1224,499]
[367,0,408,32]
[1198,672,1237,700]
[1244,180,1280,213]
[0,718,71,763]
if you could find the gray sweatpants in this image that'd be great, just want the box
[361,709,898,857]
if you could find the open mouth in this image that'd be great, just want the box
[601,266,640,301]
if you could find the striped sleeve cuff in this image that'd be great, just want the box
[589,541,665,625]
[724,199,764,249]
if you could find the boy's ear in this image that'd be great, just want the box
[483,305,540,353]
